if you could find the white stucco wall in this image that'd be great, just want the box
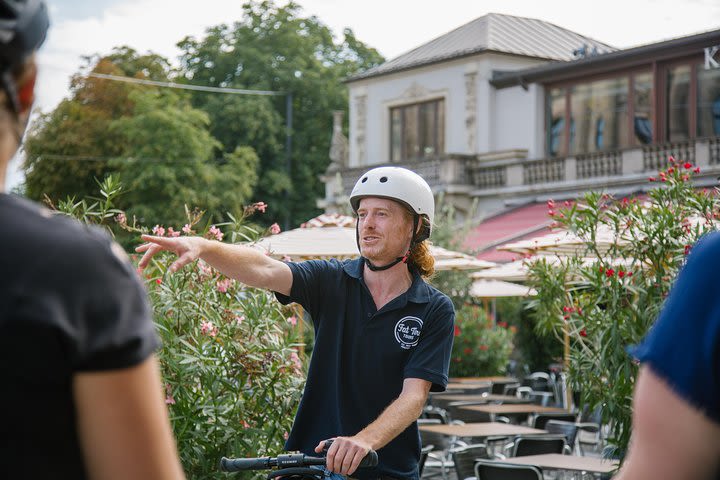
[347,52,549,167]
[494,82,546,159]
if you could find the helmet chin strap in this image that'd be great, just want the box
[357,216,418,272]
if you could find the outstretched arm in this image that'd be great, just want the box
[615,366,720,480]
[136,234,292,296]
[316,378,431,476]
[74,355,186,480]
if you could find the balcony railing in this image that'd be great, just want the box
[324,138,719,207]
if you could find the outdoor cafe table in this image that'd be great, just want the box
[499,453,619,475]
[445,381,491,391]
[429,393,527,408]
[417,422,547,439]
[450,376,518,384]
[460,404,572,422]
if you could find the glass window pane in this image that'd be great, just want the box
[389,99,444,162]
[419,102,437,158]
[666,65,691,142]
[697,64,720,138]
[547,88,566,157]
[403,104,419,160]
[390,108,402,161]
[634,72,653,144]
[570,77,628,154]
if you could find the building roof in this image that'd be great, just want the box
[491,27,720,89]
[347,13,614,82]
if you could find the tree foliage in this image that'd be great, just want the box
[24,2,383,229]
[176,0,384,226]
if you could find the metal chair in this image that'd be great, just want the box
[475,460,543,480]
[532,412,578,429]
[528,390,555,406]
[419,444,434,478]
[449,443,490,480]
[511,434,567,457]
[418,418,463,480]
[544,420,578,454]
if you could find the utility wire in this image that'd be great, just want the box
[87,72,286,96]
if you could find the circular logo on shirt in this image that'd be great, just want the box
[394,316,423,349]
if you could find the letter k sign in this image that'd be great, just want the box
[705,46,720,70]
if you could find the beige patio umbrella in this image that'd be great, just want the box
[499,224,629,256]
[253,214,496,271]
[469,278,537,327]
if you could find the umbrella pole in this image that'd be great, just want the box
[483,298,491,328]
[563,322,572,408]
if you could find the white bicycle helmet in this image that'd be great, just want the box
[349,166,434,242]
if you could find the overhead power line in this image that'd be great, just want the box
[87,72,286,96]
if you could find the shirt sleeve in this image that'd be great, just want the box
[404,295,455,392]
[274,259,339,320]
[630,231,720,425]
[73,229,160,371]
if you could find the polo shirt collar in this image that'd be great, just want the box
[342,257,431,304]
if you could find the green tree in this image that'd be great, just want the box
[24,47,261,228]
[176,0,384,226]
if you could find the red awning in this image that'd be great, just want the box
[463,203,555,263]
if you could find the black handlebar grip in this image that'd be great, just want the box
[219,456,272,471]
[359,449,379,468]
[322,439,379,468]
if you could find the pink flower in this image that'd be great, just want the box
[208,225,224,241]
[694,167,701,173]
[270,223,281,235]
[115,212,127,225]
[235,315,245,325]
[648,177,656,182]
[283,431,289,440]
[164,383,175,405]
[290,351,303,373]
[197,260,213,278]
[683,162,693,169]
[241,420,251,429]
[253,201,268,213]
[182,224,192,234]
[152,225,166,236]
[287,316,297,326]
[216,278,234,293]
[201,320,219,337]
[167,227,180,237]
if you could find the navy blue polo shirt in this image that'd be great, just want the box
[631,231,720,426]
[275,258,455,480]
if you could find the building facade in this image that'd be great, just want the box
[319,13,720,257]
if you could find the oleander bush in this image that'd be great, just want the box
[526,157,717,458]
[50,176,305,478]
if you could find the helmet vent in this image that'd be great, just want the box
[361,177,368,183]
[379,176,388,183]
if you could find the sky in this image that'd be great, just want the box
[7,0,720,189]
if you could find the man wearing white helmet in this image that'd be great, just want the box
[138,166,455,480]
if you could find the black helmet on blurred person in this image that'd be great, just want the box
[0,0,48,114]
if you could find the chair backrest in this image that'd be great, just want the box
[418,444,434,477]
[475,460,543,480]
[532,412,578,429]
[544,420,578,450]
[450,444,490,480]
[523,372,551,392]
[528,390,555,406]
[502,382,521,396]
[512,435,566,457]
[422,405,450,424]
